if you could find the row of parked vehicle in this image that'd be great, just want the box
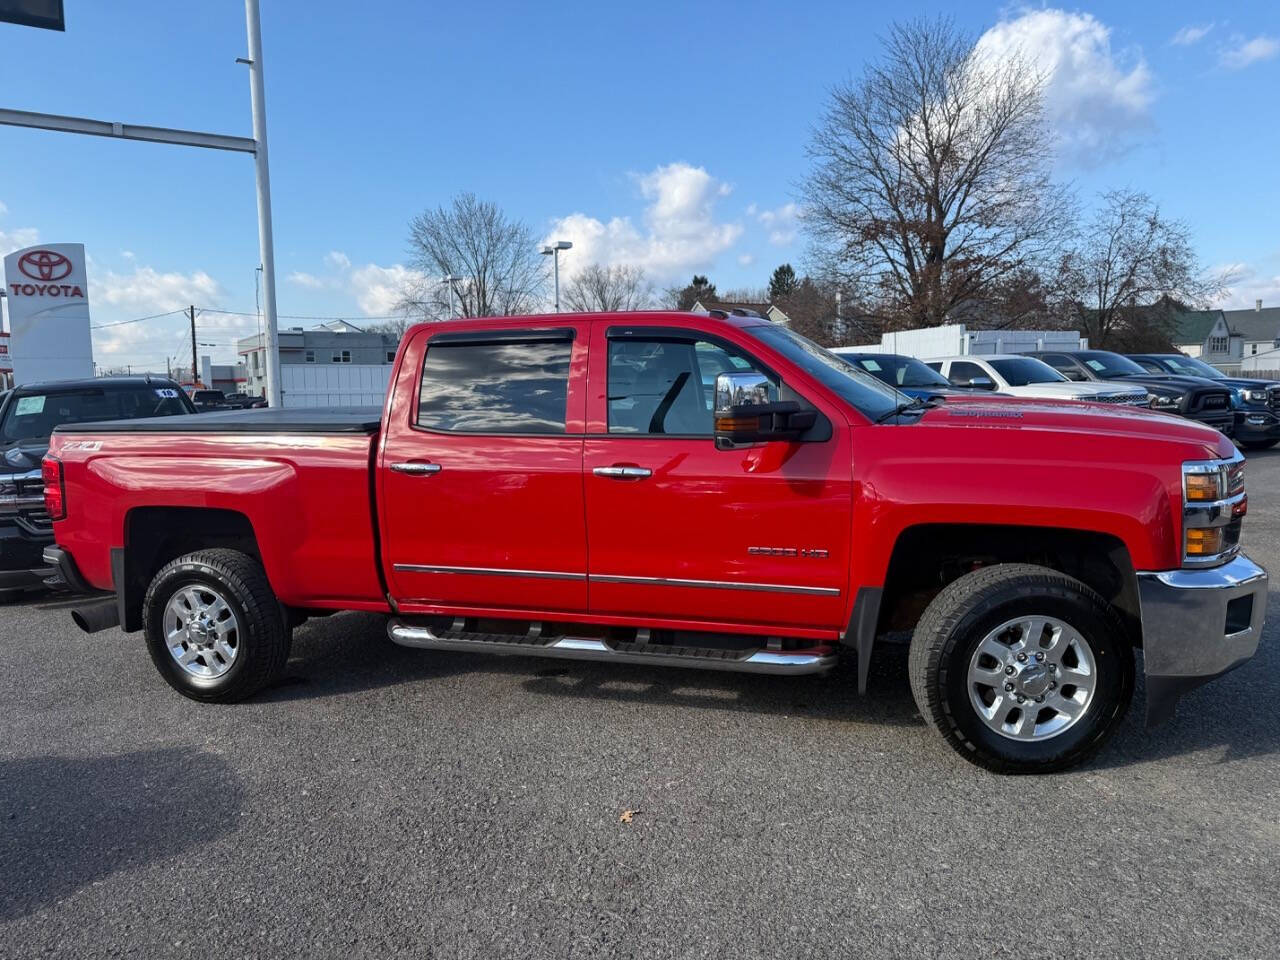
[832,348,1280,450]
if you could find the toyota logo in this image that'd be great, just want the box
[18,250,73,282]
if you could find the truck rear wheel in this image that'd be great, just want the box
[142,549,291,703]
[908,563,1133,774]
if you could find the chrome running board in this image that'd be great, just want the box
[386,619,836,676]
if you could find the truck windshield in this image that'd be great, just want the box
[1080,353,1149,379]
[988,357,1067,386]
[0,386,194,444]
[744,325,903,420]
[848,355,952,388]
[1159,355,1226,379]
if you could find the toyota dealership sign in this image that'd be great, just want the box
[3,242,94,384]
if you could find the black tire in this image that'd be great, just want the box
[908,563,1134,774]
[1240,439,1278,451]
[143,549,291,703]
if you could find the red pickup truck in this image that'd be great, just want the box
[43,311,1267,772]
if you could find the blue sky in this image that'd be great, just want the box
[1,1,1278,370]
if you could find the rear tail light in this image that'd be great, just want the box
[42,456,65,521]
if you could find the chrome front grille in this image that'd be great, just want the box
[1094,392,1149,405]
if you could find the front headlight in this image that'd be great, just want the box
[1245,388,1269,403]
[1181,455,1246,566]
[1150,394,1177,409]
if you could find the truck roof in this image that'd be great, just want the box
[407,310,767,341]
[12,375,183,393]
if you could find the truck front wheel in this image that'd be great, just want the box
[908,563,1134,774]
[142,549,291,703]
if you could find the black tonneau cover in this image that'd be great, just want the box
[53,407,383,435]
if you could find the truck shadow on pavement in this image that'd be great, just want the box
[271,608,1280,766]
[265,612,922,728]
[0,748,242,922]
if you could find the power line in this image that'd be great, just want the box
[196,307,405,321]
[91,309,187,330]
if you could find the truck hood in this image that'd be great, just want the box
[1,440,48,478]
[917,395,1228,452]
[999,381,1144,401]
[1098,373,1226,395]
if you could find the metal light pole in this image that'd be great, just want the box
[0,3,284,406]
[441,275,461,318]
[243,0,281,407]
[540,241,572,312]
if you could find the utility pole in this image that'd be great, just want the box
[189,305,199,388]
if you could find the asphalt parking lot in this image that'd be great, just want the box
[3,453,1279,959]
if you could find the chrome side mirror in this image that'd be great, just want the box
[713,372,815,445]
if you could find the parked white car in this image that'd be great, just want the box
[926,355,1149,405]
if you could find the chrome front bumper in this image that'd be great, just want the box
[1137,554,1268,725]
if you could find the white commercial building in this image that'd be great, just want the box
[842,322,1086,359]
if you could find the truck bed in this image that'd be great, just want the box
[52,407,383,435]
[49,410,388,611]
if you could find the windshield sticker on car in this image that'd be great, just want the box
[155,388,180,399]
[1086,360,1107,371]
[14,396,45,416]
[859,359,883,372]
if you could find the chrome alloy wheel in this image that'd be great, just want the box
[966,615,1097,741]
[163,585,241,679]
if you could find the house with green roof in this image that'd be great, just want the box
[1170,301,1280,372]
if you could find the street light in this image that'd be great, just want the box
[441,275,462,318]
[540,241,572,312]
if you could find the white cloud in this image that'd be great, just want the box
[543,162,744,285]
[0,226,39,254]
[975,9,1154,164]
[737,253,755,266]
[1213,261,1280,311]
[286,249,421,314]
[754,202,801,246]
[288,270,328,289]
[0,201,38,254]
[1171,23,1214,46]
[88,264,243,366]
[94,265,223,313]
[349,263,418,315]
[1221,35,1279,70]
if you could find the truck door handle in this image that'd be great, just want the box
[593,465,652,479]
[390,461,442,476]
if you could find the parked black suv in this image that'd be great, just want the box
[1129,353,1280,451]
[0,377,195,599]
[1028,350,1234,435]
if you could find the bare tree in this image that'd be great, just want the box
[562,263,654,312]
[802,17,1072,329]
[402,193,546,319]
[364,316,415,339]
[1052,189,1227,348]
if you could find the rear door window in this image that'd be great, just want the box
[947,361,989,387]
[417,337,573,434]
